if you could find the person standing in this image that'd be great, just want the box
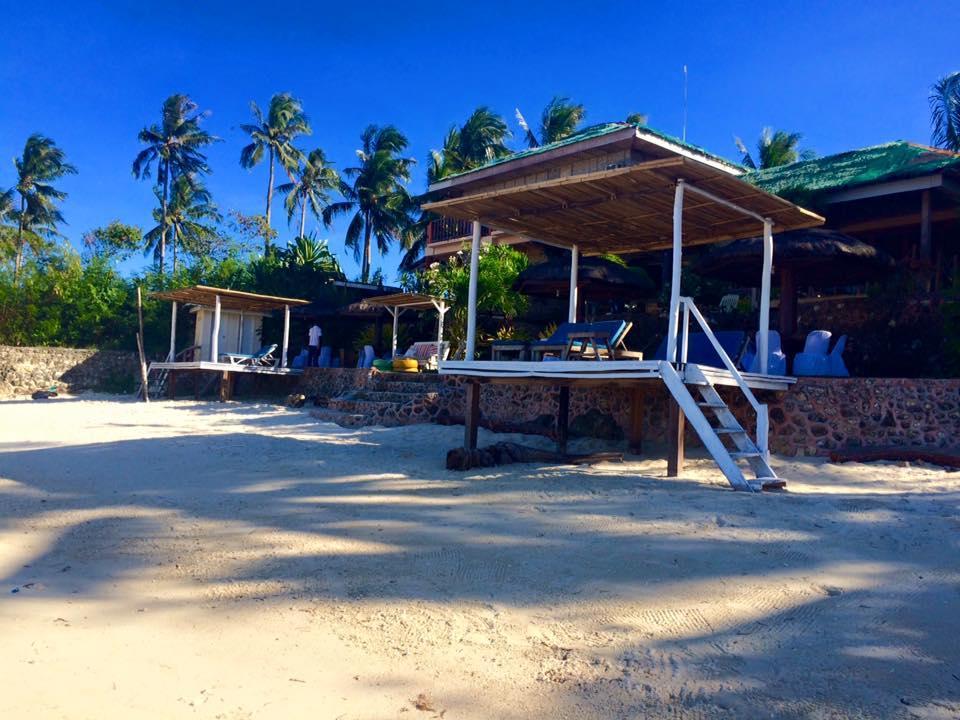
[307,322,322,367]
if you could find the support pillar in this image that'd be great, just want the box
[758,220,773,375]
[667,397,686,476]
[568,244,579,323]
[464,381,480,450]
[666,181,684,362]
[779,266,797,338]
[920,189,932,261]
[465,220,482,359]
[210,295,221,362]
[628,386,645,455]
[281,304,290,368]
[168,301,177,361]
[390,307,399,358]
[557,385,570,456]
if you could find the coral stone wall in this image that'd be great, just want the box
[299,367,380,401]
[0,345,139,397]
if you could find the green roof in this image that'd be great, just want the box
[747,141,960,198]
[435,122,744,184]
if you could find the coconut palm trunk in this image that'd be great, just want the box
[14,196,26,283]
[362,212,373,282]
[264,147,275,249]
[299,200,307,238]
[159,165,170,273]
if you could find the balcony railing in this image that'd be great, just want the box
[427,218,490,245]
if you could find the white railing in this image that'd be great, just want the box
[677,296,769,457]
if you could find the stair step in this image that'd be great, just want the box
[309,407,368,428]
[756,477,787,490]
[697,402,727,409]
[729,451,761,459]
[714,427,746,435]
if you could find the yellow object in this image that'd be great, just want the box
[392,357,419,373]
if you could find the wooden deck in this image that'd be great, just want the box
[147,361,302,402]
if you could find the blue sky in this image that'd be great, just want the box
[1,0,957,280]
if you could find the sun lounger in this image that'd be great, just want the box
[529,320,633,360]
[652,331,747,369]
[401,341,450,370]
[221,343,278,367]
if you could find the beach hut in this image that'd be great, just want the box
[422,122,825,491]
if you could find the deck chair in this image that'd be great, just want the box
[318,346,332,368]
[222,343,278,367]
[741,331,787,376]
[528,320,627,360]
[793,330,832,376]
[826,335,849,377]
[401,341,450,370]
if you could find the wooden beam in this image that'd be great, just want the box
[464,381,480,450]
[628,387,644,454]
[667,398,685,477]
[557,385,570,455]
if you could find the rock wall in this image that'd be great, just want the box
[0,345,139,397]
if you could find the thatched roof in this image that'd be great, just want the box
[696,228,895,286]
[513,254,655,299]
[151,285,310,312]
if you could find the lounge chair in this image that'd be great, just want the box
[401,341,450,370]
[740,331,787,376]
[652,331,747,369]
[528,320,636,360]
[221,343,278,367]
[793,330,832,376]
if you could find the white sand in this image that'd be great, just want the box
[1,395,958,719]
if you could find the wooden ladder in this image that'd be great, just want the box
[659,361,783,492]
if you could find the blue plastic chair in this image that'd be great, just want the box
[318,346,332,368]
[793,330,832,376]
[653,331,746,369]
[741,331,787,375]
[357,345,375,369]
[826,335,849,377]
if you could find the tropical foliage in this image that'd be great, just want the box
[735,128,815,169]
[281,234,343,275]
[239,93,311,247]
[82,221,143,263]
[143,177,221,272]
[323,125,414,282]
[133,94,217,273]
[418,244,529,358]
[930,71,960,152]
[10,134,77,281]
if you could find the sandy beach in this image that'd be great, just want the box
[1,395,958,719]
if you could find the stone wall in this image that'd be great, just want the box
[300,368,960,457]
[0,345,139,397]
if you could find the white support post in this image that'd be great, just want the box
[210,295,221,362]
[666,181,685,362]
[568,244,579,323]
[390,307,399,358]
[281,304,290,368]
[680,301,690,364]
[168,301,177,361]
[758,220,773,375]
[237,310,244,354]
[465,219,482,359]
[433,300,448,348]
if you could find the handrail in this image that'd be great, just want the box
[678,296,769,456]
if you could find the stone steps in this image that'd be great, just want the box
[310,407,368,428]
[364,379,443,394]
[317,375,445,428]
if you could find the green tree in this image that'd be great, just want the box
[930,71,960,152]
[323,125,414,283]
[10,134,77,282]
[133,94,218,273]
[282,234,343,275]
[143,177,222,273]
[276,148,339,239]
[419,243,528,358]
[239,93,311,247]
[735,128,815,169]
[625,112,649,125]
[516,96,586,148]
[82,221,143,263]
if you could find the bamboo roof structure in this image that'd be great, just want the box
[357,292,447,310]
[151,285,311,313]
[423,123,824,254]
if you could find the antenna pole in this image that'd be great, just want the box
[682,65,688,142]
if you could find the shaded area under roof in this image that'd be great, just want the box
[151,285,311,313]
[514,253,655,299]
[696,228,895,286]
[747,142,960,199]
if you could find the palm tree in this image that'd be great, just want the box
[133,94,217,273]
[930,71,960,152]
[11,134,77,281]
[275,148,340,239]
[735,128,815,170]
[516,96,586,148]
[239,93,311,247]
[323,125,414,282]
[625,112,649,125]
[143,177,221,273]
